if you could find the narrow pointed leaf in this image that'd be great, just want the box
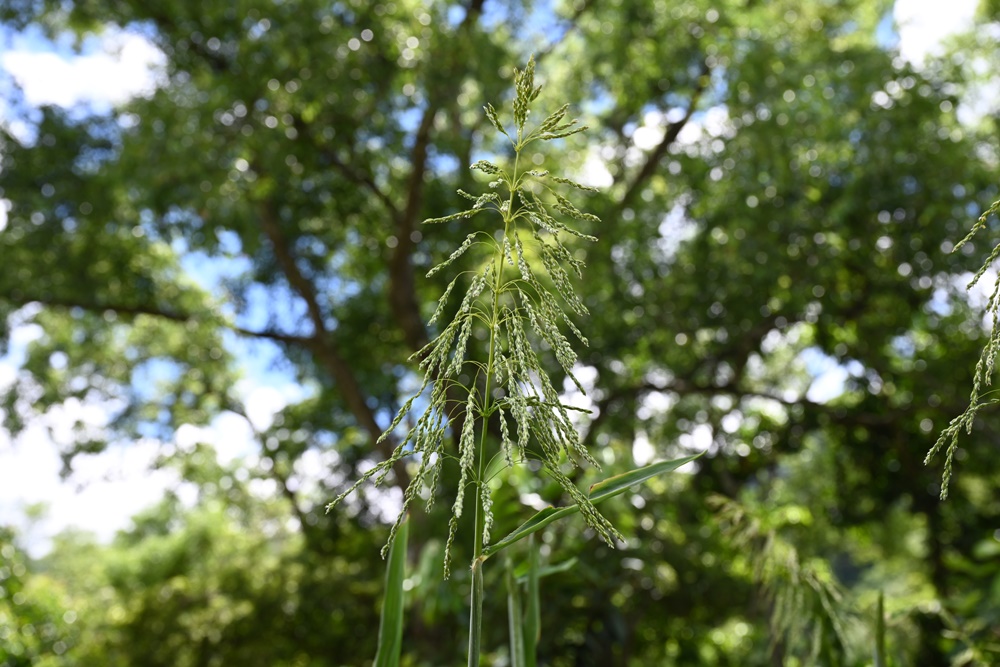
[485,507,569,558]
[515,556,577,582]
[525,536,540,667]
[873,590,886,667]
[506,557,526,667]
[374,516,408,667]
[483,454,702,558]
[587,454,701,499]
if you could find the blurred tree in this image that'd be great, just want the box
[0,527,78,667]
[2,0,1000,665]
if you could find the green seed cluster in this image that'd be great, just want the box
[328,55,621,574]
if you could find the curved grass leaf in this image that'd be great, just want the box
[482,453,702,558]
[514,556,577,582]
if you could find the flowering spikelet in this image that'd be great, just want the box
[444,390,478,578]
[512,55,542,133]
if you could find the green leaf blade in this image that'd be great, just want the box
[374,516,409,667]
[506,557,526,667]
[483,454,702,558]
[873,590,887,667]
[588,454,702,501]
[524,536,540,667]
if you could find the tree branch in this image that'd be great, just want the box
[536,0,594,60]
[256,200,411,488]
[1,292,312,346]
[387,0,487,354]
[389,107,437,352]
[583,375,894,449]
[290,113,400,217]
[618,60,711,210]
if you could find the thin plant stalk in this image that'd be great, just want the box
[468,151,518,666]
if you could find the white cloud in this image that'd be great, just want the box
[243,385,289,432]
[174,410,259,464]
[0,384,301,557]
[0,318,303,555]
[0,401,266,556]
[0,423,182,557]
[0,360,14,391]
[0,199,10,232]
[579,149,613,188]
[633,111,666,151]
[632,431,655,466]
[1,31,165,109]
[894,0,979,64]
[806,366,849,403]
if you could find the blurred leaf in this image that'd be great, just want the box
[874,591,887,667]
[506,556,526,667]
[514,556,577,583]
[524,536,540,667]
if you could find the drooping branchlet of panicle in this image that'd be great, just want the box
[927,197,1000,499]
[327,55,622,576]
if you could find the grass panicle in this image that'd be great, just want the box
[927,196,1000,498]
[711,496,852,663]
[327,56,616,576]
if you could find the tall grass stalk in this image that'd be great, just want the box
[329,54,615,663]
[329,56,699,665]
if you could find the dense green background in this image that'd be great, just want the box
[2,0,1000,665]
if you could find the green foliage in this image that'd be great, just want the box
[712,496,854,664]
[0,529,78,667]
[2,0,1000,665]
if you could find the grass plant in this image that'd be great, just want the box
[328,56,697,666]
